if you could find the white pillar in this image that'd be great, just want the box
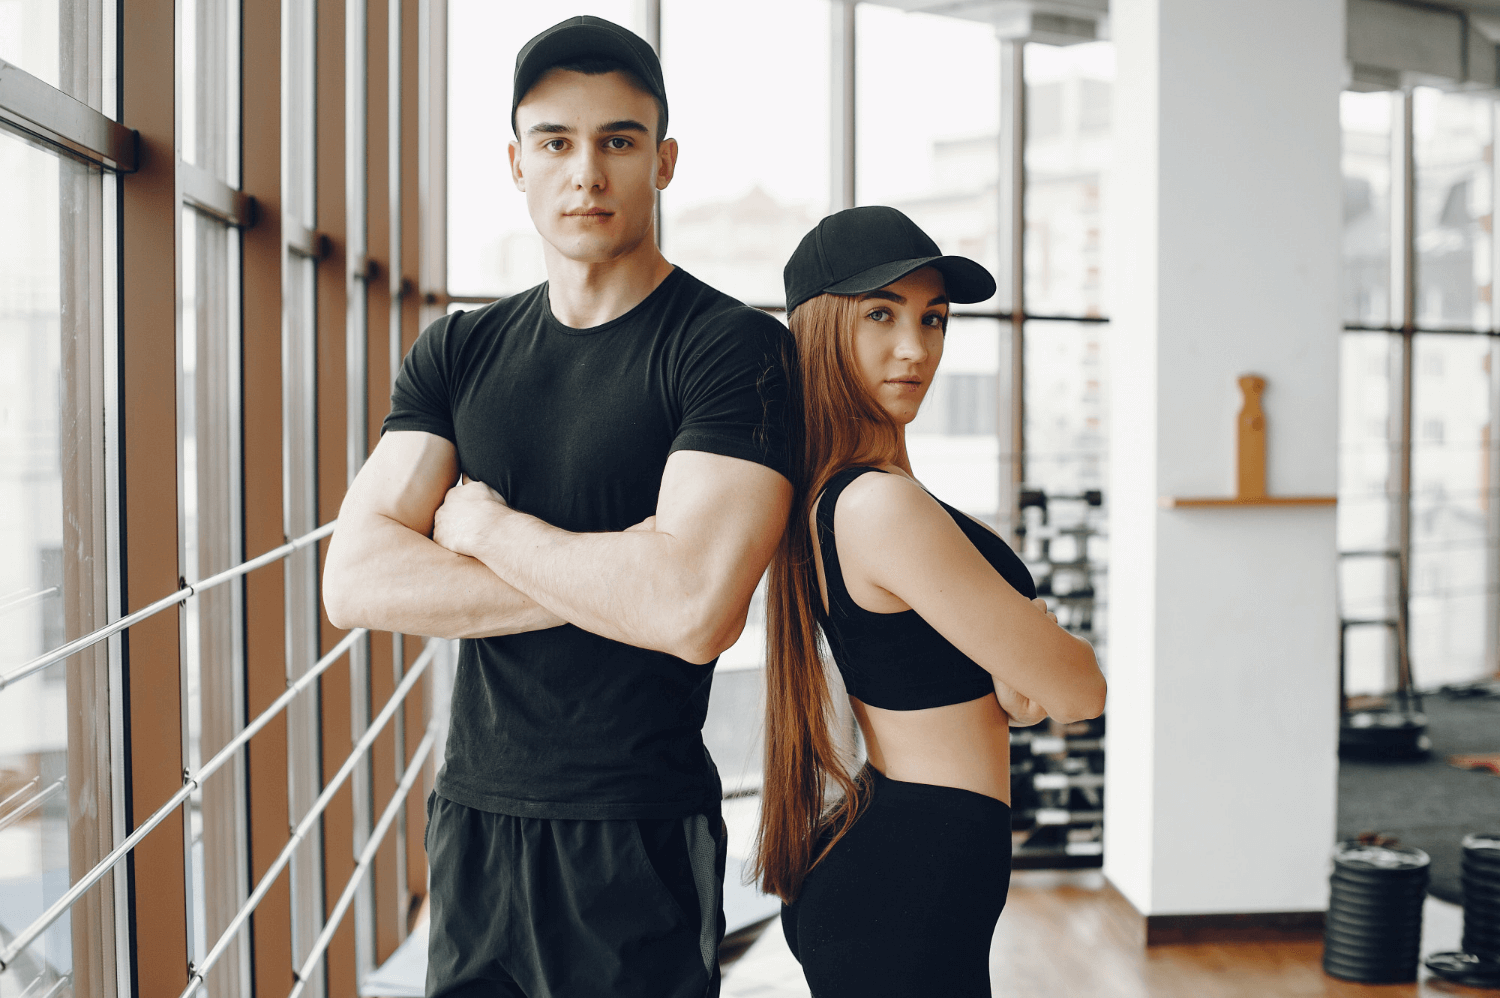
[1104,0,1345,918]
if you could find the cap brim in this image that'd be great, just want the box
[824,255,997,304]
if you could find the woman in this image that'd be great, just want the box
[753,206,1106,997]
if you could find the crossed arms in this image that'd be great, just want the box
[322,430,793,664]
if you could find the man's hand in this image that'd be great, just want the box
[433,479,513,558]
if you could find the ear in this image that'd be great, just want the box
[654,137,679,192]
[508,139,525,192]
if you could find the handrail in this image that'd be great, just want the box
[0,520,337,692]
[0,777,66,834]
[288,725,436,998]
[0,626,367,972]
[178,640,436,998]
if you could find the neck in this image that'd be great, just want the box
[542,230,675,329]
[890,423,914,476]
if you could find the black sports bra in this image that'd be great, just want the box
[814,466,1038,711]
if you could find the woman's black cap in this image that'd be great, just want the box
[512,16,667,138]
[783,206,997,314]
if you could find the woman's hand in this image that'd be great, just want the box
[994,676,1048,727]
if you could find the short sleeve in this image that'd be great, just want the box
[382,311,458,441]
[669,307,793,481]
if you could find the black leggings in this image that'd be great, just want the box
[781,766,1012,998]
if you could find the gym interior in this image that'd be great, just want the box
[2,0,1500,995]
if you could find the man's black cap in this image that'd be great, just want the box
[784,206,996,315]
[511,16,667,137]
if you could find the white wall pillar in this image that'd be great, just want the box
[1103,0,1345,918]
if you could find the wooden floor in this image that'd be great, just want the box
[724,869,1494,997]
[990,871,1492,998]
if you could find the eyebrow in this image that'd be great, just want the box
[597,119,649,135]
[856,290,951,308]
[527,122,573,135]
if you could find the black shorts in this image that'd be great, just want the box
[781,766,1011,998]
[424,792,726,998]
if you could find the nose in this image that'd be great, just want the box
[893,320,929,364]
[571,144,606,192]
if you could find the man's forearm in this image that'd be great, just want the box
[469,512,726,662]
[325,513,565,639]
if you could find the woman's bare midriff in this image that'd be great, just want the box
[852,691,1012,804]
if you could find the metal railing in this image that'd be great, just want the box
[0,521,337,692]
[0,518,437,995]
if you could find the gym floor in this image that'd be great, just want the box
[723,870,1486,997]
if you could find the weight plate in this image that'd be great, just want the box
[1323,924,1421,953]
[1321,953,1417,984]
[1460,893,1500,919]
[1329,885,1428,909]
[1330,869,1431,891]
[1462,833,1500,856]
[1461,867,1500,894]
[1333,842,1431,874]
[1324,909,1424,936]
[1424,951,1500,989]
[1328,881,1429,906]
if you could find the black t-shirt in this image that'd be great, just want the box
[383,267,791,820]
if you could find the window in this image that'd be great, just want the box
[659,0,829,306]
[446,0,641,299]
[0,129,121,998]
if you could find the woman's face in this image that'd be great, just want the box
[850,266,948,426]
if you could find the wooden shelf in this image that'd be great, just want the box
[1159,495,1337,509]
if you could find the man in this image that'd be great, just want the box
[322,16,793,998]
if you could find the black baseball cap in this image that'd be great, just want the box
[511,16,668,138]
[784,206,997,314]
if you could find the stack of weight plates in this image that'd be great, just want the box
[1323,841,1429,984]
[1425,833,1500,988]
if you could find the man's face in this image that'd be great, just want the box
[510,69,676,265]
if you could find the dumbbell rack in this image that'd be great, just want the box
[1010,717,1106,868]
[1010,487,1107,868]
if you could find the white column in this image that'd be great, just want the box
[1103,0,1345,917]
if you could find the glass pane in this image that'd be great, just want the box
[1413,88,1493,331]
[854,5,1000,310]
[180,0,241,184]
[1341,91,1393,327]
[1336,332,1399,696]
[447,0,642,297]
[0,129,115,998]
[1024,42,1113,319]
[180,207,248,996]
[907,316,1003,522]
[659,0,829,306]
[0,0,107,109]
[283,254,324,990]
[1021,320,1108,655]
[1410,334,1494,687]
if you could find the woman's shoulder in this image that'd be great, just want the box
[831,467,948,534]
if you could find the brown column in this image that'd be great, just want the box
[365,0,402,964]
[242,0,293,992]
[120,0,188,993]
[315,0,359,991]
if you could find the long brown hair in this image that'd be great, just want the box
[752,292,902,903]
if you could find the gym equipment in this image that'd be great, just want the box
[1322,841,1429,984]
[1462,834,1500,962]
[1010,486,1106,868]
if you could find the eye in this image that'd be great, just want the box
[604,136,632,150]
[923,312,947,329]
[865,307,891,322]
[543,139,567,152]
